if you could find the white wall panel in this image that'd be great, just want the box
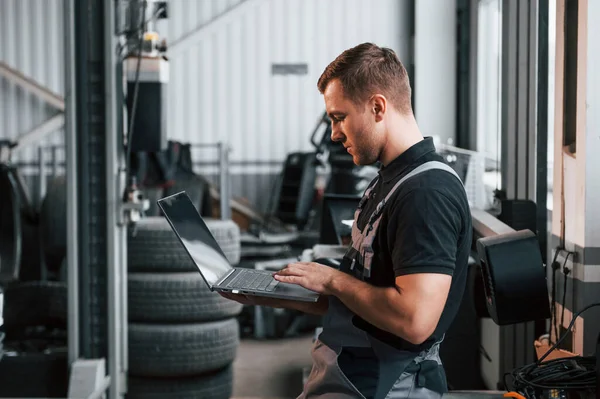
[0,0,411,209]
[0,0,65,165]
[164,0,410,175]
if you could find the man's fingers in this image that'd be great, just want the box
[274,274,301,284]
[276,263,311,276]
[275,267,297,276]
[287,262,311,269]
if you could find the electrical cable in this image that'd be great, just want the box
[560,251,573,334]
[506,302,600,397]
[124,0,147,193]
[549,247,561,344]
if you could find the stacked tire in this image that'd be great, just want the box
[127,217,242,399]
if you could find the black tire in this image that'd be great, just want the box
[128,217,240,272]
[40,176,67,273]
[128,272,243,323]
[4,281,67,329]
[128,319,239,377]
[127,365,233,399]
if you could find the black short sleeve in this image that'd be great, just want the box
[388,187,462,277]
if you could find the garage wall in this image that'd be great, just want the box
[163,0,411,209]
[0,0,65,165]
[1,0,412,212]
[165,0,410,172]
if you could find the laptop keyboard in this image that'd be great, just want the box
[226,270,279,292]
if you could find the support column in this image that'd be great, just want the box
[66,0,127,396]
[73,0,109,361]
[551,0,600,355]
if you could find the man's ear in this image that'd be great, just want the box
[371,94,387,122]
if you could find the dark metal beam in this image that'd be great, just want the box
[537,0,549,263]
[74,0,108,359]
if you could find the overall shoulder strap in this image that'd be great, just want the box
[362,161,463,234]
[363,161,462,234]
[383,160,462,203]
[358,176,379,209]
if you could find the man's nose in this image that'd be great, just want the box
[331,125,344,142]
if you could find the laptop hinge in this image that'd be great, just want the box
[216,269,237,286]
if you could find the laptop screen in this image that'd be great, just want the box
[157,192,232,288]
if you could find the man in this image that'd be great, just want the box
[222,43,472,398]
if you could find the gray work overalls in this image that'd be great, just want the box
[299,161,463,399]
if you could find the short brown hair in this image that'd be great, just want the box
[317,43,412,114]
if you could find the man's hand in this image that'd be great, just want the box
[273,262,343,295]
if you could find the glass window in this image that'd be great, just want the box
[476,0,503,167]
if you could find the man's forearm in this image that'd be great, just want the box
[327,274,419,343]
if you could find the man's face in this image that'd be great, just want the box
[323,79,382,166]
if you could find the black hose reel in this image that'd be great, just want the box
[476,229,550,325]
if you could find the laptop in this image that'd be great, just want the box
[157,192,320,302]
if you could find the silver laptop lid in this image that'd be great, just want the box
[157,192,232,289]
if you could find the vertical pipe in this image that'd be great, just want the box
[118,57,129,379]
[63,0,80,365]
[219,142,231,220]
[104,0,125,397]
[38,146,48,282]
[51,146,59,178]
[225,144,231,220]
[38,146,46,209]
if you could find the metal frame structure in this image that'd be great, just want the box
[0,61,65,111]
[104,0,128,396]
[500,0,539,202]
[63,0,79,369]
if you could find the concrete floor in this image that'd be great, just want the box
[229,332,506,399]
[232,333,314,399]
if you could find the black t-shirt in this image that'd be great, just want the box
[352,137,472,350]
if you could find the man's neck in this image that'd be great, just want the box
[379,114,423,166]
